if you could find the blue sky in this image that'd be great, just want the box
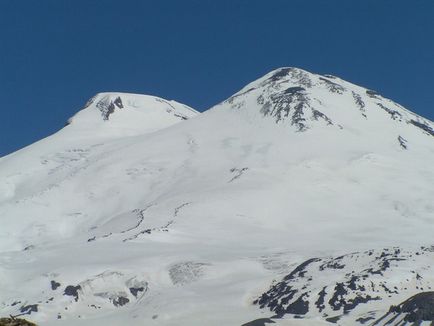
[1,0,433,156]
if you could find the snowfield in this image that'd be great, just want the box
[0,68,433,325]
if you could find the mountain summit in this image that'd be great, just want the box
[222,67,433,136]
[0,68,433,326]
[66,92,198,136]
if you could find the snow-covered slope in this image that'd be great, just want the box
[0,68,433,326]
[0,92,198,205]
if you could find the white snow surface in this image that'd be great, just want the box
[0,68,433,326]
[67,92,197,135]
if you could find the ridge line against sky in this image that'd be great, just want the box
[1,0,433,156]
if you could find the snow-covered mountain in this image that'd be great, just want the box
[0,68,433,326]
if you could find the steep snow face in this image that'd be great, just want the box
[0,68,434,326]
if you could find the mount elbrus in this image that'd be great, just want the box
[0,68,433,326]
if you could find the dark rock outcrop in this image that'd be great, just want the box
[374,292,434,325]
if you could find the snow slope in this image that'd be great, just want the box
[0,92,197,206]
[0,68,433,326]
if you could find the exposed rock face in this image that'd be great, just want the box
[227,68,334,131]
[374,292,434,325]
[95,95,124,120]
[0,317,37,326]
[82,94,124,120]
[409,119,434,136]
[255,246,434,323]
[63,285,81,302]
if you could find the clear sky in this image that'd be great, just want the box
[1,0,433,156]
